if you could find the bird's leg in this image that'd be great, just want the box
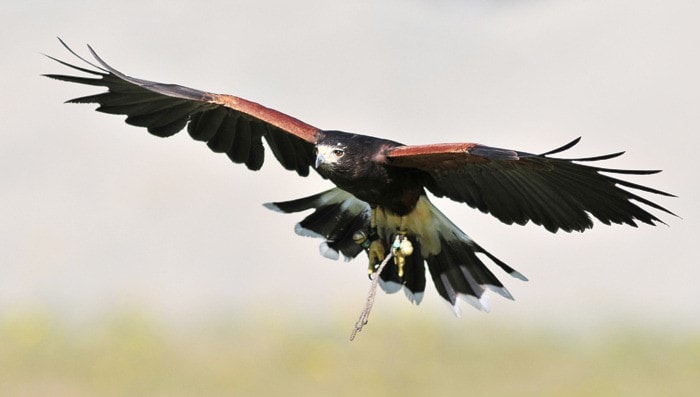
[391,216,414,278]
[366,206,385,276]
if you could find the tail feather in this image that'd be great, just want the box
[474,244,529,281]
[426,236,511,313]
[266,190,526,314]
[377,236,426,305]
[377,196,525,314]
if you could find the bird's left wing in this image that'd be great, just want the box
[385,138,675,233]
[44,38,320,176]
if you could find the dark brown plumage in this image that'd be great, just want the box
[45,39,675,314]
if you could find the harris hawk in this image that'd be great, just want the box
[45,39,675,315]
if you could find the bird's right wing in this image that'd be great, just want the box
[44,38,321,176]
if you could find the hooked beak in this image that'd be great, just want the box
[314,150,327,169]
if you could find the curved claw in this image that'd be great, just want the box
[368,239,385,276]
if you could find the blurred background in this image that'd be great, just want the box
[2,0,698,395]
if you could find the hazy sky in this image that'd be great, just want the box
[2,0,698,332]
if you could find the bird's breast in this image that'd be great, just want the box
[327,169,424,215]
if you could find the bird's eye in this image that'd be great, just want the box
[333,149,345,157]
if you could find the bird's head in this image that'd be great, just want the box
[314,131,357,174]
[314,143,348,170]
[313,130,390,181]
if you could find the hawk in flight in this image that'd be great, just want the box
[45,39,674,315]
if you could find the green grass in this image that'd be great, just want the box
[1,309,698,397]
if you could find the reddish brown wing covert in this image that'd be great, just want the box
[385,142,525,169]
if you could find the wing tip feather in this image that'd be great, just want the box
[541,136,581,156]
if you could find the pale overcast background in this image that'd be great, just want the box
[2,0,698,333]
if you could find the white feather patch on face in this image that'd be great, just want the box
[316,144,345,166]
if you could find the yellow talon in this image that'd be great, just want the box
[368,239,385,275]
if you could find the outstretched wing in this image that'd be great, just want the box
[44,38,320,176]
[385,138,675,233]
